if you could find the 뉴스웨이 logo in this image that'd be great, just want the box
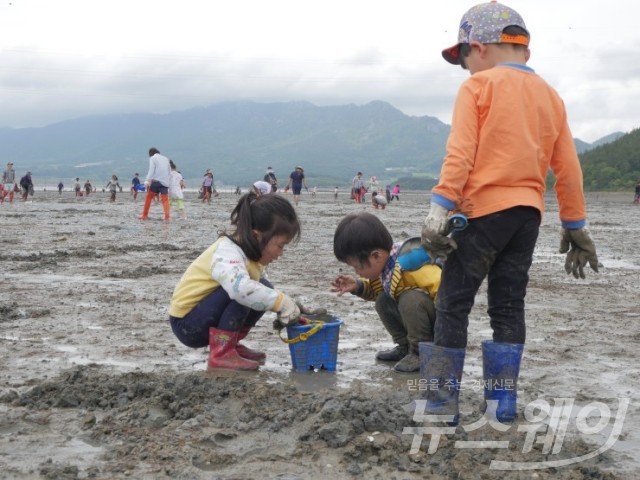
[403,396,629,470]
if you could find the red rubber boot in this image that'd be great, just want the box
[236,327,266,363]
[207,328,259,371]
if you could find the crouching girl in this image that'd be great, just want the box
[169,192,301,370]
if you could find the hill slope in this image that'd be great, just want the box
[0,101,450,186]
[0,100,628,189]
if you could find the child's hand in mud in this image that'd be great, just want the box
[330,275,357,296]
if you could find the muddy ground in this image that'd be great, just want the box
[0,188,638,479]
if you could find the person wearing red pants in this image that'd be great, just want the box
[139,147,171,221]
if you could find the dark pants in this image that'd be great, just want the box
[149,180,168,195]
[435,206,540,348]
[170,278,272,348]
[375,289,436,354]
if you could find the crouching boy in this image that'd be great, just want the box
[331,211,441,373]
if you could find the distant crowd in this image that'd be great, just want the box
[2,154,414,214]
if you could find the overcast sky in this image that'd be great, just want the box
[1,0,638,143]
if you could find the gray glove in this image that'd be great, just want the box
[423,203,450,235]
[559,228,599,279]
[421,231,457,262]
[273,294,301,330]
[421,203,457,261]
[421,203,458,262]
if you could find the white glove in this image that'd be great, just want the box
[144,180,151,188]
[273,295,301,330]
[421,203,457,261]
[559,228,599,279]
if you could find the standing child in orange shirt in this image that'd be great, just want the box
[419,1,599,425]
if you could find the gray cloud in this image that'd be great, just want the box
[2,7,639,145]
[0,48,461,129]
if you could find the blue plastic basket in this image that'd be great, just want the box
[286,315,343,371]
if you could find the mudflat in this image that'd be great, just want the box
[0,189,637,479]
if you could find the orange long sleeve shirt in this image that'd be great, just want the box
[432,64,586,227]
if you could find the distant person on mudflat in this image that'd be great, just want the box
[252,180,272,197]
[169,160,187,219]
[19,172,33,201]
[139,147,171,221]
[264,166,279,193]
[352,172,364,204]
[202,169,218,204]
[391,184,400,201]
[1,162,16,204]
[385,184,392,203]
[368,175,381,195]
[634,179,640,204]
[285,166,308,206]
[371,191,387,209]
[105,175,121,202]
[131,173,143,200]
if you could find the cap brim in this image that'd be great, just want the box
[442,43,462,65]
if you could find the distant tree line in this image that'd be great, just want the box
[578,127,640,191]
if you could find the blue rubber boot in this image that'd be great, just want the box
[481,340,524,423]
[419,342,465,426]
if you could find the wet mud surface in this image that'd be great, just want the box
[1,190,638,479]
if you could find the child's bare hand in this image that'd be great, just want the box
[330,275,357,296]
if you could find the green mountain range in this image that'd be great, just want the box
[578,127,640,191]
[0,100,628,190]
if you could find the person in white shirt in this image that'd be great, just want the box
[139,147,171,221]
[252,180,272,196]
[169,160,187,219]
